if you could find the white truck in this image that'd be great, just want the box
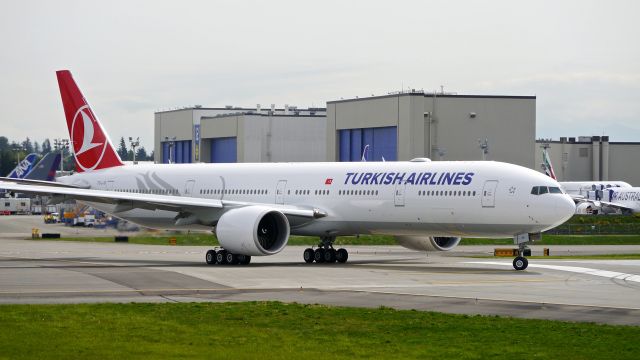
[1,198,31,215]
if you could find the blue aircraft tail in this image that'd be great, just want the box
[25,152,61,181]
[6,153,38,179]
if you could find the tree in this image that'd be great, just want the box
[41,139,52,154]
[0,136,8,151]
[22,137,34,154]
[148,150,155,162]
[0,149,16,175]
[136,146,148,161]
[117,137,129,160]
[34,141,41,155]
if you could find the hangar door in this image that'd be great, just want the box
[338,127,397,162]
[210,137,237,163]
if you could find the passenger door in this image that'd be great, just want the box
[275,180,287,205]
[183,180,195,196]
[482,180,498,208]
[394,183,406,207]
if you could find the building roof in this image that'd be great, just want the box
[327,92,536,104]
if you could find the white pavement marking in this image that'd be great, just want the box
[467,261,640,283]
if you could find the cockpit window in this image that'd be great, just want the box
[549,187,562,194]
[531,185,563,195]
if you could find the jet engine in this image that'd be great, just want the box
[215,206,290,256]
[575,202,597,215]
[395,235,462,252]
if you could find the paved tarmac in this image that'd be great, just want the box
[1,216,640,325]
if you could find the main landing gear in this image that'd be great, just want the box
[303,236,349,264]
[205,249,251,266]
[512,233,538,271]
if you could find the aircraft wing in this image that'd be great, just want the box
[0,182,324,221]
[592,200,635,212]
[575,198,636,213]
[568,194,585,203]
[0,177,82,188]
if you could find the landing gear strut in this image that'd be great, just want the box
[204,248,251,266]
[303,236,348,264]
[512,233,537,271]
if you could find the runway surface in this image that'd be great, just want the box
[1,216,640,325]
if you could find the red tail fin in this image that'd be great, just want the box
[56,70,124,172]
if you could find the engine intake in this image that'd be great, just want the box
[216,206,290,256]
[395,235,461,252]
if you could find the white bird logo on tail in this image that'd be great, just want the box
[75,109,102,155]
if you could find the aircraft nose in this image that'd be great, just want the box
[555,195,576,223]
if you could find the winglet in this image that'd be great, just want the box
[56,70,123,172]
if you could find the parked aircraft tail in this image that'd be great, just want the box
[541,148,556,180]
[56,70,124,172]
[6,153,38,179]
[25,152,61,181]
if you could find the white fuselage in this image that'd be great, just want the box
[560,181,632,196]
[59,160,575,238]
[603,188,640,213]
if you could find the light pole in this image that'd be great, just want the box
[54,138,69,172]
[129,137,140,164]
[478,138,489,161]
[164,136,176,164]
[12,144,23,166]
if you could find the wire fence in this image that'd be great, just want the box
[545,223,640,235]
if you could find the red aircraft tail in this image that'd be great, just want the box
[56,70,124,172]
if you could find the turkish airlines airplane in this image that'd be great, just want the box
[0,70,576,270]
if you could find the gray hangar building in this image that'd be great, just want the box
[154,91,537,168]
[535,136,640,185]
[154,106,327,164]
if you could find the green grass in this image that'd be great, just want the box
[565,214,640,225]
[0,302,638,360]
[460,234,640,246]
[38,234,398,246]
[33,233,640,247]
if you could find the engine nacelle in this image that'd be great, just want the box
[215,206,290,256]
[575,202,597,215]
[395,235,461,252]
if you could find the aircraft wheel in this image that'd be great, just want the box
[323,248,337,263]
[205,250,217,265]
[336,248,349,263]
[513,256,528,271]
[216,250,227,265]
[303,248,314,263]
[226,252,239,265]
[314,248,325,263]
[238,255,251,265]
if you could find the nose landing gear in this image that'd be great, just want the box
[512,233,538,271]
[513,255,528,271]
